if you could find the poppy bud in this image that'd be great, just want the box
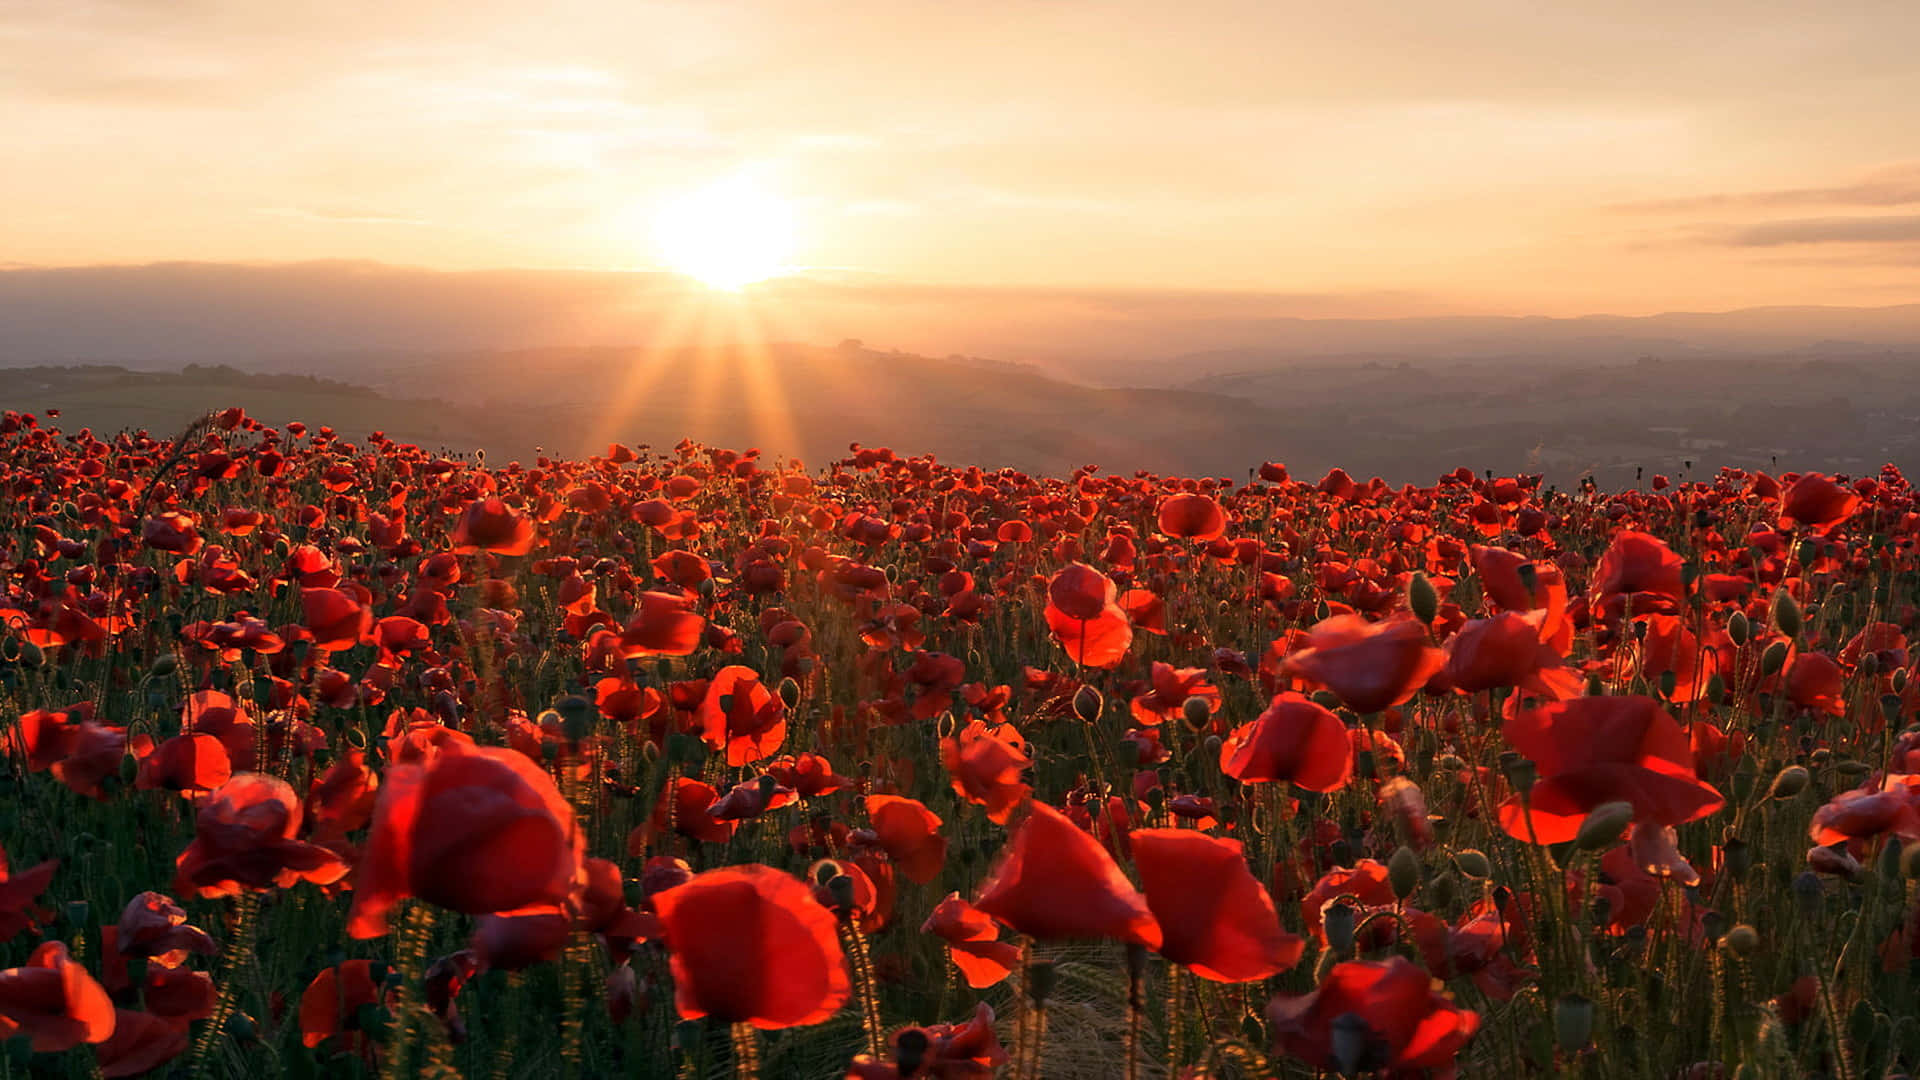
[19,642,43,669]
[1388,846,1421,900]
[1454,849,1491,879]
[1722,834,1751,881]
[1408,572,1438,625]
[1705,672,1725,702]
[1767,765,1808,801]
[1027,960,1058,1006]
[1584,672,1606,697]
[1180,695,1212,732]
[1771,588,1802,639]
[1792,870,1823,918]
[1760,641,1789,677]
[1555,994,1594,1053]
[777,677,801,711]
[1310,689,1343,711]
[1881,694,1903,728]
[1722,924,1758,956]
[1502,756,1537,794]
[1427,871,1459,912]
[1658,669,1677,700]
[1727,611,1751,647]
[1575,801,1634,850]
[1894,668,1909,695]
[1115,738,1140,770]
[1323,902,1357,957]
[1330,1012,1375,1076]
[894,1028,930,1074]
[150,652,179,677]
[673,1019,703,1054]
[826,874,857,913]
[1073,685,1103,723]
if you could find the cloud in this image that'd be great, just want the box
[1708,215,1920,246]
[255,207,436,227]
[1612,163,1920,214]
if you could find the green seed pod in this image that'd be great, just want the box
[1727,610,1751,647]
[1453,849,1492,879]
[1388,846,1421,900]
[1555,994,1595,1053]
[1180,695,1212,732]
[1073,685,1103,723]
[1027,960,1059,1006]
[1408,572,1439,625]
[1722,924,1759,956]
[1768,765,1809,800]
[1771,588,1802,639]
[1760,640,1790,677]
[1575,801,1634,851]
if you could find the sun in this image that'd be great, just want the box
[652,174,796,290]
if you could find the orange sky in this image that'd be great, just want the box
[6,1,1920,315]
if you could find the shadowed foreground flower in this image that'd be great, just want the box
[652,865,849,1029]
[348,742,582,938]
[173,774,350,898]
[1132,828,1303,982]
[974,801,1161,948]
[0,941,116,1052]
[1266,956,1479,1076]
[95,1008,189,1078]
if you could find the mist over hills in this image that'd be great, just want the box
[4,261,1920,486]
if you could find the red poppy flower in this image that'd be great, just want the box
[1785,652,1846,716]
[1128,662,1220,726]
[1266,956,1479,1075]
[1219,693,1352,792]
[95,1009,189,1078]
[1780,472,1860,532]
[652,865,850,1029]
[299,959,389,1050]
[0,843,57,943]
[865,795,949,883]
[1156,493,1227,541]
[619,591,706,658]
[940,720,1032,824]
[766,753,854,798]
[348,742,583,938]
[1589,530,1687,607]
[1443,613,1581,699]
[1499,695,1724,844]
[923,893,1020,988]
[1628,614,1721,704]
[135,733,233,795]
[1044,602,1134,669]
[450,497,536,555]
[301,588,372,652]
[1132,829,1303,982]
[173,774,351,898]
[115,892,216,965]
[696,665,788,766]
[1284,615,1443,714]
[974,801,1161,948]
[0,941,116,1052]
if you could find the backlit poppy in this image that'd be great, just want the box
[652,865,850,1029]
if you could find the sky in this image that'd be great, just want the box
[6,0,1920,316]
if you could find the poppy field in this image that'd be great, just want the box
[4,406,1920,1079]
